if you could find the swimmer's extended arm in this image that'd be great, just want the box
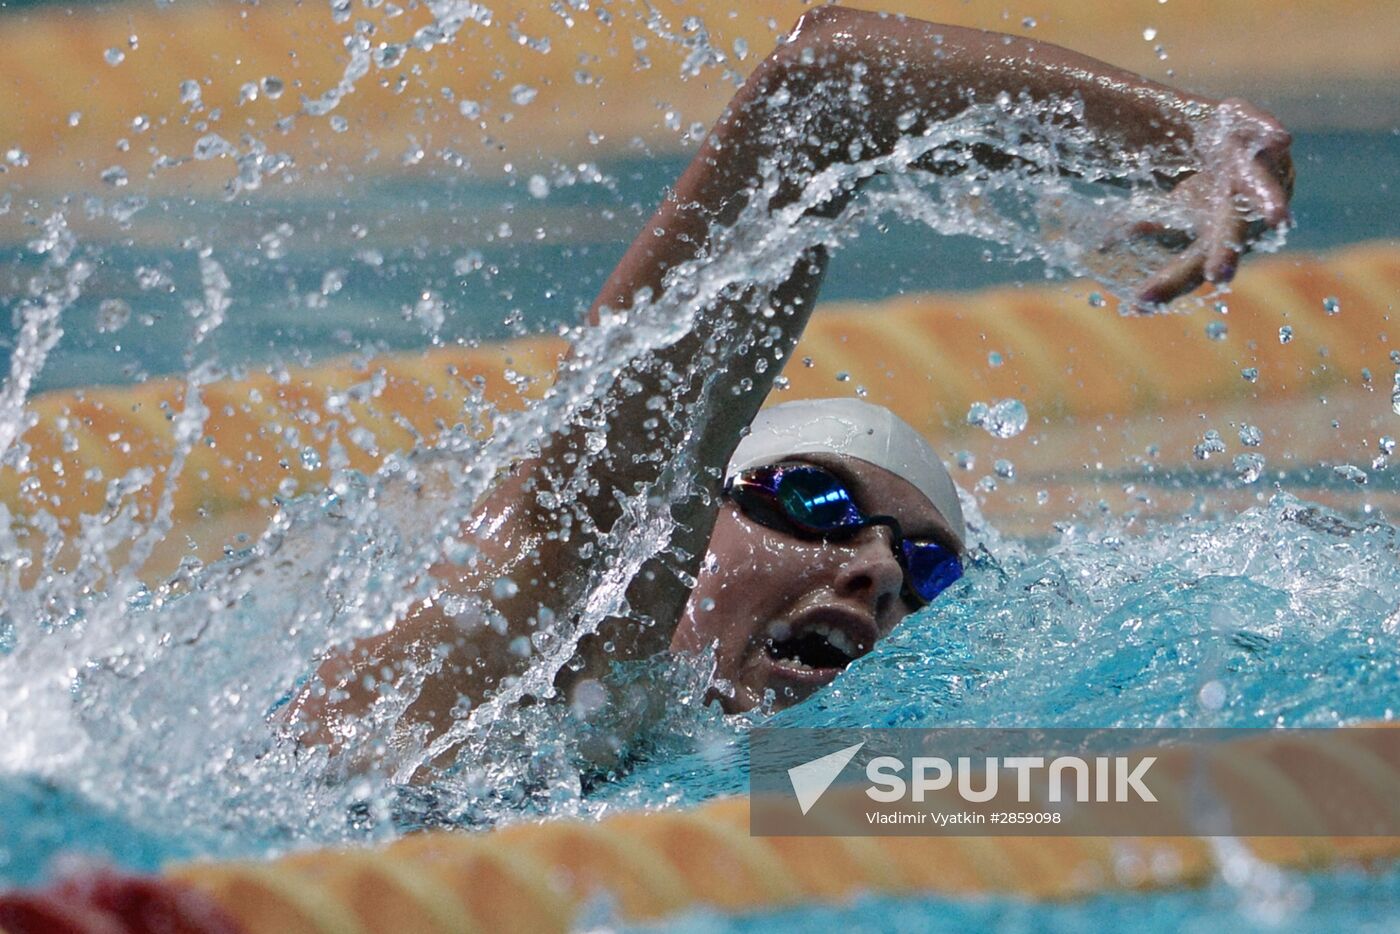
[297,7,1292,750]
[508,8,1294,683]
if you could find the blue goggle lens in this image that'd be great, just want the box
[775,467,863,529]
[901,539,964,603]
[729,464,965,606]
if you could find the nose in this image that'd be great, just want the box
[832,525,905,618]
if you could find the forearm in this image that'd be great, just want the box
[504,9,1239,568]
[325,8,1290,739]
[826,14,1213,154]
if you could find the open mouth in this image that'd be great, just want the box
[765,620,871,673]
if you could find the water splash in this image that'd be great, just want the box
[0,15,1330,891]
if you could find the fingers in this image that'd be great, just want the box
[1136,243,1207,308]
[1243,157,1292,227]
[1202,189,1246,284]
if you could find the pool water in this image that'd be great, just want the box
[4,130,1396,396]
[618,865,1400,933]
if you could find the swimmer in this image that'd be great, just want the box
[290,7,1293,752]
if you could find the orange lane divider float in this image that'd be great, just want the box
[3,240,1397,554]
[170,725,1400,932]
[4,0,1397,193]
[2,725,1397,932]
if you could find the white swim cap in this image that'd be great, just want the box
[726,397,966,548]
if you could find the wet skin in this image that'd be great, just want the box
[670,452,960,713]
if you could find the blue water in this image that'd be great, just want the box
[4,490,1395,934]
[3,129,1397,395]
[620,866,1400,934]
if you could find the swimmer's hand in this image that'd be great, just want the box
[1119,99,1293,308]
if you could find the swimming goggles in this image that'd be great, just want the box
[724,462,964,606]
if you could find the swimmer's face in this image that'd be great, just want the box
[671,453,959,713]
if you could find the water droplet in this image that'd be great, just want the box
[68,111,82,127]
[1035,489,1049,505]
[802,356,814,368]
[1241,367,1259,382]
[1322,296,1340,316]
[1279,326,1293,344]
[570,679,607,718]
[97,299,132,333]
[1193,429,1225,460]
[1205,321,1228,341]
[1233,453,1264,483]
[732,37,748,60]
[5,148,28,167]
[983,399,1028,438]
[1334,464,1368,485]
[262,76,285,99]
[320,268,345,296]
[954,450,975,471]
[699,597,716,612]
[1142,26,1158,40]
[105,47,126,66]
[527,174,550,199]
[193,133,234,160]
[987,351,1003,368]
[510,84,538,106]
[1197,680,1226,710]
[458,99,482,119]
[965,401,989,427]
[834,371,850,382]
[299,447,322,470]
[994,458,1015,479]
[1087,292,1105,308]
[375,43,405,68]
[1238,424,1262,447]
[1021,16,1037,28]
[1380,436,1396,455]
[100,165,129,187]
[330,115,349,133]
[491,577,520,600]
[179,79,202,106]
